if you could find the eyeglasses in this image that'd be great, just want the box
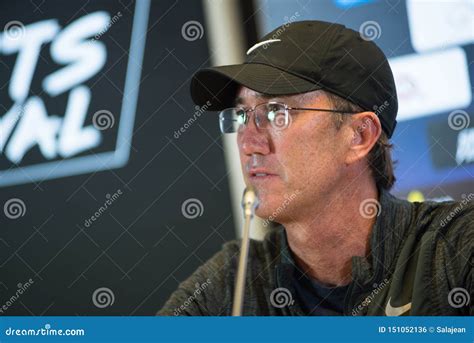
[218,102,360,134]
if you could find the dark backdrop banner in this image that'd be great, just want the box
[0,0,235,315]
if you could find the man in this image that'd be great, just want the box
[158,21,473,316]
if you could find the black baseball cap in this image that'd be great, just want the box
[190,20,398,138]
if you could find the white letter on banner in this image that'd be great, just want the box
[43,11,110,96]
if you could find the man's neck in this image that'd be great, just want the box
[282,180,379,287]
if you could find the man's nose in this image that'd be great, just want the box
[238,119,271,156]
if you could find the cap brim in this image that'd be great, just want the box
[190,63,323,110]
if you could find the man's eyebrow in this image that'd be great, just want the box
[233,93,275,107]
[233,97,244,107]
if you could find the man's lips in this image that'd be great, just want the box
[247,168,278,180]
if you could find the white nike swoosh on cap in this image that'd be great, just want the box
[246,39,281,55]
[385,297,412,316]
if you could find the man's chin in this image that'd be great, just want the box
[255,203,280,222]
[247,189,287,218]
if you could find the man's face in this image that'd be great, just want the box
[236,86,352,222]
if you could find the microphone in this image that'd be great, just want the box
[232,186,259,316]
[241,186,259,218]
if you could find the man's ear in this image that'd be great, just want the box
[345,112,382,165]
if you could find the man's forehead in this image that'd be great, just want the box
[234,88,274,105]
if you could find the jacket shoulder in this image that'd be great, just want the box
[408,196,474,237]
[157,228,284,316]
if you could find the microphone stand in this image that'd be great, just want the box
[231,187,259,316]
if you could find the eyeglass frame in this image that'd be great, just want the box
[218,101,362,133]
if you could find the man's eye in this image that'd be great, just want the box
[267,105,283,122]
[237,112,246,125]
[267,110,276,122]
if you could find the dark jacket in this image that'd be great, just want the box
[158,190,473,316]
